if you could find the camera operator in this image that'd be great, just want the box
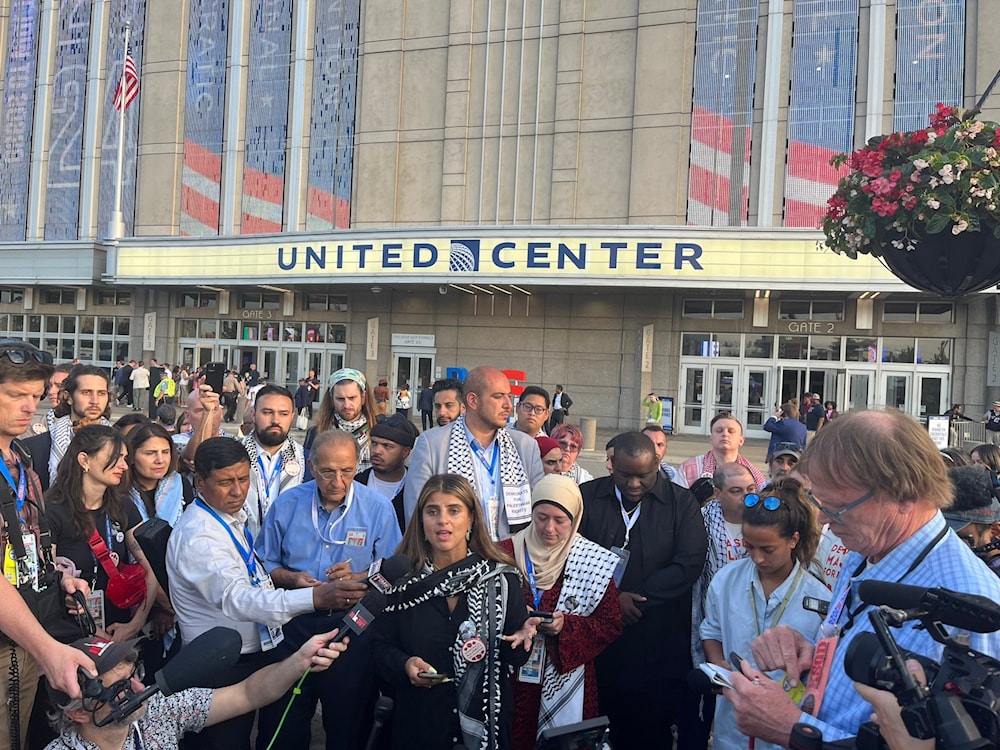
[852,659,933,750]
[722,410,1000,744]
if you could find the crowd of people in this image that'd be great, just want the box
[1,343,999,750]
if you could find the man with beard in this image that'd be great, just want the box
[432,377,464,426]
[355,413,419,530]
[242,385,305,536]
[403,366,543,540]
[307,368,378,476]
[23,364,112,490]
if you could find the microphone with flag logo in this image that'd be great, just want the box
[330,554,410,644]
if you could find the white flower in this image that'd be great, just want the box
[952,220,969,234]
[926,198,940,209]
[913,158,930,170]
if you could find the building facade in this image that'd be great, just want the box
[0,0,997,433]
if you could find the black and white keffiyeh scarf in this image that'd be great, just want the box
[446,417,529,536]
[49,415,111,485]
[535,535,617,736]
[690,499,744,664]
[242,435,305,533]
[384,554,516,750]
[336,415,371,473]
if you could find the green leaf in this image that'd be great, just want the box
[924,211,953,234]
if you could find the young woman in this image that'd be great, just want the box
[499,474,622,749]
[971,443,1000,472]
[46,425,157,641]
[374,474,538,750]
[699,477,828,750]
[125,422,194,527]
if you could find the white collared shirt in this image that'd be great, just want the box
[166,499,314,654]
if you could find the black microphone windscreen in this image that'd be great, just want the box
[380,554,412,584]
[155,626,243,696]
[374,695,393,720]
[858,580,926,610]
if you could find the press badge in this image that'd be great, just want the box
[256,575,285,650]
[503,484,531,526]
[4,533,38,590]
[345,528,367,547]
[518,636,545,684]
[610,546,630,588]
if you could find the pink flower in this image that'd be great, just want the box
[952,220,969,234]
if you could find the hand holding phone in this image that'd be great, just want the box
[417,671,452,683]
[529,610,554,623]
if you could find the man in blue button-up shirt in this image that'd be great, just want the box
[723,410,1000,746]
[255,429,401,750]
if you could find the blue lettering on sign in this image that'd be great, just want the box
[355,244,372,268]
[527,242,551,268]
[414,243,438,268]
[382,243,402,269]
[491,241,515,269]
[674,242,704,269]
[636,242,661,270]
[445,367,468,381]
[277,247,295,270]
[558,243,586,270]
[601,242,626,269]
[306,246,325,269]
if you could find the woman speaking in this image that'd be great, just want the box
[499,474,622,749]
[374,474,537,750]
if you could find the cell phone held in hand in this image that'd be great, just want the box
[204,362,226,394]
[529,610,555,622]
[418,671,452,682]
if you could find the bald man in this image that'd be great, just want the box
[402,366,544,540]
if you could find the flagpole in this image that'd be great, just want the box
[109,23,130,240]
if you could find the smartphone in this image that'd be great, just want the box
[204,362,226,394]
[729,651,746,668]
[529,610,555,623]
[417,671,451,682]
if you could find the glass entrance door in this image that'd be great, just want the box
[918,374,947,424]
[392,350,435,392]
[744,367,770,437]
[846,371,873,411]
[283,350,300,392]
[260,348,279,385]
[680,366,706,431]
[880,371,913,413]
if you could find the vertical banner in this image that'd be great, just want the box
[143,312,157,352]
[783,0,860,227]
[241,0,293,234]
[306,0,361,231]
[45,0,93,239]
[687,0,761,227]
[180,0,229,236]
[641,324,654,373]
[0,0,41,241]
[97,0,146,238]
[988,331,1000,388]
[366,317,379,361]
[894,0,965,132]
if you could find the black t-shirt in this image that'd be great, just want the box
[46,499,143,626]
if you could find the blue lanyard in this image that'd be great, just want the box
[524,549,543,608]
[0,454,27,520]
[195,499,259,583]
[255,453,283,520]
[471,439,499,476]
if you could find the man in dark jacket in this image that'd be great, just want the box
[417,383,434,431]
[578,431,708,750]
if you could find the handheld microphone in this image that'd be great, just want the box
[330,554,410,644]
[363,695,394,750]
[96,626,242,726]
[858,580,1000,633]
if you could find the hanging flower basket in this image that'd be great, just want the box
[822,98,1000,297]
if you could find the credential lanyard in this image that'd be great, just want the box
[255,452,284,519]
[195,499,259,583]
[311,483,354,545]
[0,455,27,519]
[524,549,543,608]
[750,565,804,637]
[613,487,641,548]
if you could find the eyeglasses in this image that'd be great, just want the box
[0,343,53,365]
[806,488,875,523]
[518,403,548,415]
[558,441,581,452]
[744,494,781,511]
[313,467,354,482]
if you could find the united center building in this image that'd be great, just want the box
[0,1,997,436]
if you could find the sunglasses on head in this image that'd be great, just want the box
[744,493,781,511]
[0,341,53,365]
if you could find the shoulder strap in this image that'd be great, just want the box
[88,529,122,580]
[0,481,27,561]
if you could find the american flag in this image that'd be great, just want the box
[113,46,139,111]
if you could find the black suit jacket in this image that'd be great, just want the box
[577,474,706,687]
[20,431,52,492]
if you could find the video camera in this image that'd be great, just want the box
[794,580,1000,749]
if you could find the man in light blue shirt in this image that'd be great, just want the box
[723,410,1000,746]
[255,429,401,750]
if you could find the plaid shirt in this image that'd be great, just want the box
[798,512,1000,740]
